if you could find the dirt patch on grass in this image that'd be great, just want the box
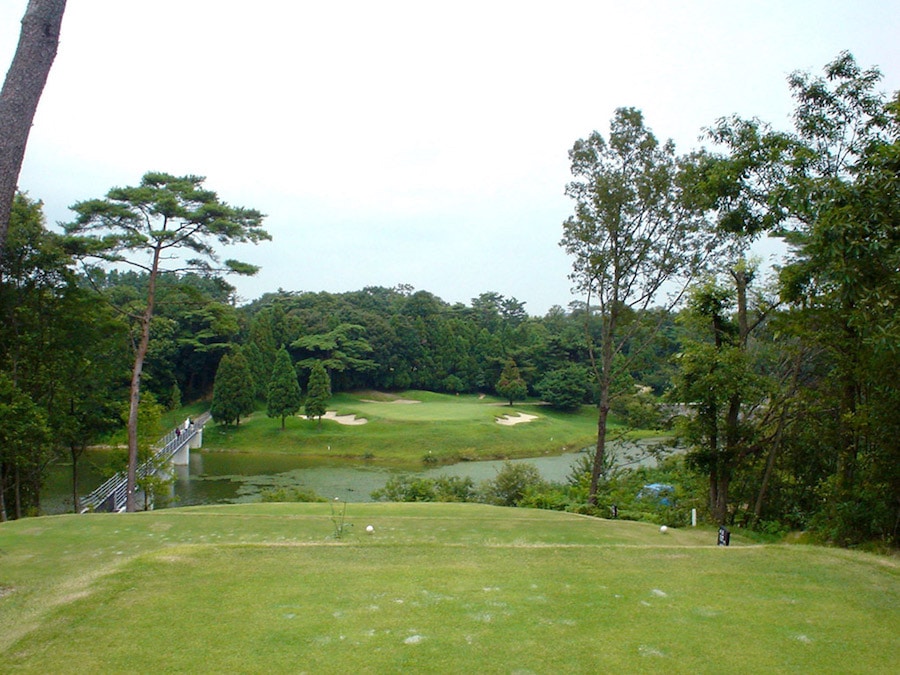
[495,413,538,426]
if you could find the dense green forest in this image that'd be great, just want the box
[0,53,896,548]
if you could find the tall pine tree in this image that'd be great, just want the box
[267,347,302,429]
[496,359,527,406]
[305,360,331,426]
[211,348,255,426]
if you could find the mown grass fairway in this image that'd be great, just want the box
[1,503,897,673]
[202,391,605,466]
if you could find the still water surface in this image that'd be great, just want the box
[175,450,592,507]
[42,440,666,514]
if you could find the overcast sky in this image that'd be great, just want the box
[3,0,898,314]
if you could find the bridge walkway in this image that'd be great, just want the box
[80,412,210,513]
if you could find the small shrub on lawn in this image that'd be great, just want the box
[477,461,547,507]
[518,484,573,511]
[371,475,476,502]
[260,487,326,503]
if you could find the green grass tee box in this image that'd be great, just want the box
[1,503,898,673]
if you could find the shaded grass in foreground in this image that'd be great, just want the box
[1,503,897,673]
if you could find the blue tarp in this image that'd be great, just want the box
[637,483,675,506]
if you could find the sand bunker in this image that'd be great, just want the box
[300,411,368,425]
[495,412,539,426]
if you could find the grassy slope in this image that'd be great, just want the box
[1,503,897,673]
[202,391,604,467]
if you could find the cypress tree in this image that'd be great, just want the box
[243,342,268,401]
[305,360,331,426]
[496,358,527,406]
[267,347,302,429]
[211,348,255,426]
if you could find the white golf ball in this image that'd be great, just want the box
[659,525,668,534]
[366,525,375,533]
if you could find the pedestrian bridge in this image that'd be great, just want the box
[80,412,210,513]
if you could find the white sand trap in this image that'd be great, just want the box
[495,412,538,426]
[300,411,368,425]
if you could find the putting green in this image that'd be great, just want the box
[201,391,603,465]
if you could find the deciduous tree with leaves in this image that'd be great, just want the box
[0,372,50,521]
[536,363,591,411]
[671,272,772,525]
[1,192,128,518]
[686,52,899,541]
[774,54,899,543]
[560,108,717,504]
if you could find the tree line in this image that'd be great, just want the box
[0,52,896,548]
[581,52,897,546]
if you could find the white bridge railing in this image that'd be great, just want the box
[80,412,209,513]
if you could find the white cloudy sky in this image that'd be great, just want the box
[2,0,898,314]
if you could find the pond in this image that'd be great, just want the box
[40,439,672,515]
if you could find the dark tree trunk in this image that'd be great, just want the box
[708,413,721,522]
[126,306,153,512]
[70,444,80,513]
[589,401,610,503]
[126,247,161,512]
[713,471,730,526]
[588,307,616,505]
[710,265,749,526]
[0,464,7,522]
[0,0,67,255]
[753,421,782,526]
[14,465,22,519]
[837,374,859,495]
[753,352,802,525]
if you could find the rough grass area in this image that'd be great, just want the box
[1,503,897,672]
[202,391,607,466]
